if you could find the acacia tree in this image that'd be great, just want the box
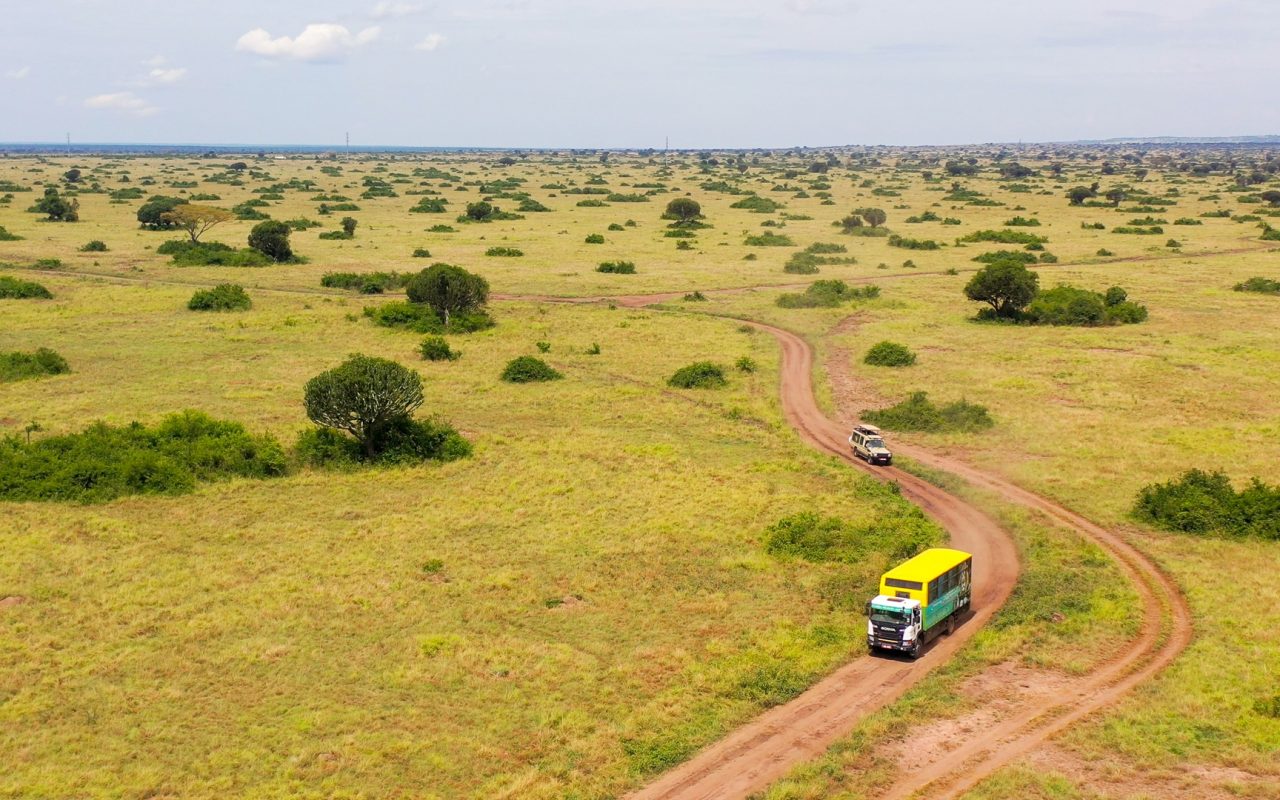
[663,197,702,225]
[248,220,293,262]
[406,263,490,326]
[35,187,79,221]
[1261,190,1280,208]
[964,260,1040,318]
[341,216,358,236]
[304,355,424,458]
[162,204,234,243]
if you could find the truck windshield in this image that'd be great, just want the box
[870,608,910,625]
[867,438,885,448]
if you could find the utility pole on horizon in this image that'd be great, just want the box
[345,132,350,161]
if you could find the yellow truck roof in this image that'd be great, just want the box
[882,548,971,583]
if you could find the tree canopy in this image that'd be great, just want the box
[248,220,293,262]
[162,204,234,243]
[964,260,1040,318]
[405,263,490,325]
[303,355,425,458]
[663,197,702,224]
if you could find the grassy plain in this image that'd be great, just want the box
[2,150,1279,798]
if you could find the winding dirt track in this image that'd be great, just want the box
[15,263,1197,798]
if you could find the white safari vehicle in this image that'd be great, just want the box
[848,423,892,466]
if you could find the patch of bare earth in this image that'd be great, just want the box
[824,313,886,427]
[1025,744,1280,799]
[886,663,1082,774]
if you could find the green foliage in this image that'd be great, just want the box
[667,361,727,389]
[501,356,563,383]
[1134,470,1280,540]
[964,261,1040,318]
[735,356,757,373]
[404,263,490,327]
[958,229,1047,245]
[418,335,460,361]
[0,348,70,382]
[248,220,293,262]
[517,198,551,212]
[33,186,79,221]
[409,197,448,213]
[427,224,456,233]
[863,392,994,433]
[187,284,251,312]
[805,242,847,254]
[973,250,1037,265]
[662,197,703,224]
[295,417,471,469]
[304,354,426,458]
[584,233,605,244]
[1003,216,1041,226]
[730,195,784,213]
[78,240,108,252]
[864,341,917,367]
[744,231,794,247]
[0,226,22,241]
[1234,276,1280,294]
[364,302,494,334]
[597,261,636,274]
[764,512,934,564]
[887,235,940,250]
[776,281,879,308]
[484,246,523,257]
[0,275,53,299]
[683,291,707,302]
[1024,285,1147,326]
[321,271,409,294]
[157,239,271,267]
[1112,226,1164,235]
[0,411,287,503]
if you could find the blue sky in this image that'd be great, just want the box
[2,0,1276,147]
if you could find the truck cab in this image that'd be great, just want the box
[866,595,923,657]
[849,423,892,466]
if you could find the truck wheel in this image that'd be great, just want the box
[946,616,955,636]
[909,641,921,659]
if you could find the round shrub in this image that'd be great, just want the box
[248,220,293,262]
[419,335,460,361]
[188,284,251,311]
[597,261,636,274]
[668,361,727,389]
[0,276,53,299]
[79,240,108,252]
[864,341,917,367]
[501,356,563,383]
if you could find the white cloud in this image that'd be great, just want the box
[145,66,187,84]
[5,66,30,79]
[415,33,446,51]
[235,23,381,62]
[84,91,158,117]
[143,55,167,67]
[371,1,423,18]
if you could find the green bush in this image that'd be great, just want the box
[887,235,940,250]
[419,335,460,361]
[321,271,409,294]
[1024,285,1147,326]
[188,284,251,311]
[0,348,70,382]
[744,232,795,246]
[1134,470,1280,540]
[731,195,784,213]
[973,250,1037,265]
[484,246,524,257]
[584,233,605,244]
[668,361,727,389]
[805,242,847,254]
[79,240,108,252]
[409,197,448,213]
[958,229,1047,245]
[864,341,916,367]
[317,230,353,240]
[157,239,271,267]
[1234,276,1280,294]
[0,275,53,299]
[863,391,994,433]
[597,261,636,274]
[501,356,563,383]
[412,247,432,258]
[0,410,287,503]
[776,281,879,308]
[364,302,494,334]
[764,511,935,564]
[0,226,22,241]
[1003,216,1041,227]
[735,356,757,373]
[295,417,471,469]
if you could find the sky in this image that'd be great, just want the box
[1,0,1277,148]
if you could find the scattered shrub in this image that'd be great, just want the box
[764,511,935,564]
[744,232,795,247]
[0,411,287,503]
[776,281,880,308]
[295,416,470,468]
[412,247,432,258]
[0,226,22,241]
[683,291,707,302]
[365,302,494,335]
[1024,285,1147,326]
[958,229,1047,245]
[485,246,524,257]
[158,239,271,267]
[187,284,251,311]
[887,235,940,250]
[584,233,605,244]
[1003,216,1041,227]
[668,361,727,389]
[79,240,108,252]
[501,356,563,383]
[418,335,460,361]
[735,356,757,373]
[863,391,994,433]
[0,347,70,382]
[731,195,784,213]
[321,271,409,294]
[0,275,53,299]
[597,261,636,274]
[1234,276,1280,294]
[864,341,917,367]
[1134,470,1280,540]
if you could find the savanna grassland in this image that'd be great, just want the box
[2,146,1279,799]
